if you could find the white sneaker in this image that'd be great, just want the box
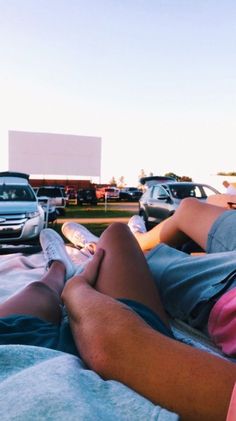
[40,228,75,280]
[62,222,99,248]
[66,244,93,275]
[128,215,147,234]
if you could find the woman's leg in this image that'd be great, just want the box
[0,261,65,324]
[134,198,227,251]
[93,222,170,326]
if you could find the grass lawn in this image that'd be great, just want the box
[50,204,137,241]
[61,205,134,219]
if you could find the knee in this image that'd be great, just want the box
[25,281,57,298]
[102,222,130,239]
[175,197,198,217]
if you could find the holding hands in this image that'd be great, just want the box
[61,248,104,303]
[76,248,104,287]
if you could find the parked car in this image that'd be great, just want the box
[96,187,120,201]
[77,188,98,206]
[34,186,66,215]
[119,187,142,201]
[139,181,220,229]
[139,175,176,186]
[0,171,45,242]
[65,186,77,206]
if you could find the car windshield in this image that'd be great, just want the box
[37,188,62,198]
[167,184,202,199]
[0,185,36,201]
[79,189,94,194]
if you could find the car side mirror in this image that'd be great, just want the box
[156,192,170,200]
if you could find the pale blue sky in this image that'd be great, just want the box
[0,0,235,185]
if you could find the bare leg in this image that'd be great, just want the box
[0,262,66,324]
[90,222,169,326]
[134,198,227,251]
[207,193,236,208]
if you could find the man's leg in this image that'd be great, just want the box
[133,198,227,251]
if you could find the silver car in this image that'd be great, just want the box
[0,172,45,242]
[139,181,220,228]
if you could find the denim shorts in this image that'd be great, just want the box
[118,298,174,339]
[0,314,78,356]
[147,210,236,328]
[207,210,236,252]
[0,299,174,354]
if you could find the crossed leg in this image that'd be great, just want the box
[93,222,170,326]
[134,197,227,252]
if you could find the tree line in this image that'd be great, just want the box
[109,170,192,188]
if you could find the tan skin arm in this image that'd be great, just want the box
[62,250,236,421]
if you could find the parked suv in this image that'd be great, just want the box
[139,181,220,229]
[77,188,98,206]
[96,187,120,201]
[34,186,66,215]
[119,187,142,201]
[0,172,44,242]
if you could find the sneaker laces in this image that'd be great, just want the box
[73,230,86,244]
[44,243,59,266]
[80,244,94,257]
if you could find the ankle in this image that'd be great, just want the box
[48,260,66,274]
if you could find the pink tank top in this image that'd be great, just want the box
[208,287,236,356]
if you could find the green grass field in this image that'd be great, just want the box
[54,204,135,239]
[62,205,134,219]
[9,205,135,249]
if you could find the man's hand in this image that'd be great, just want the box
[62,248,104,305]
[79,248,104,286]
[65,247,104,291]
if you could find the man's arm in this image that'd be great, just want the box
[62,250,236,421]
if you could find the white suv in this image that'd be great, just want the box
[0,172,44,242]
[34,186,66,215]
